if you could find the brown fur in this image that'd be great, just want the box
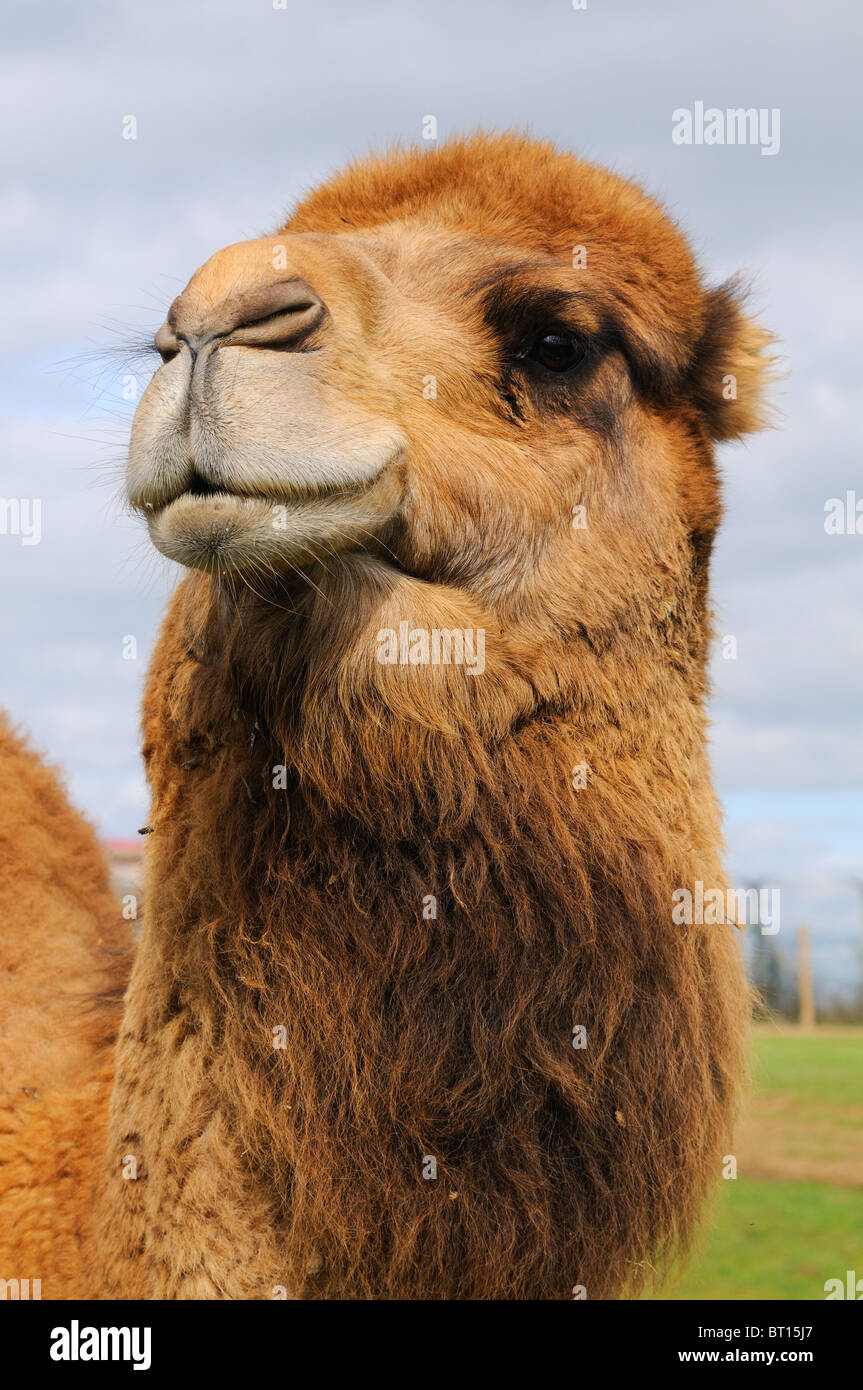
[0,715,130,1297]
[1,133,773,1299]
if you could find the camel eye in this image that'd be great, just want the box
[525,331,585,373]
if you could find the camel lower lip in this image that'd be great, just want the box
[153,490,247,514]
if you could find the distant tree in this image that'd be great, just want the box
[745,882,796,1019]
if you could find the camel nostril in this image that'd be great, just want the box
[228,277,328,351]
[161,277,329,362]
[155,322,180,364]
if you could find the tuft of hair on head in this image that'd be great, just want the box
[688,277,780,441]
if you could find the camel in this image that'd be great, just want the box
[0,715,130,1297]
[0,132,773,1300]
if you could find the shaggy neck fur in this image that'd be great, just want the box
[101,554,748,1301]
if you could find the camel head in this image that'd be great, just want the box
[128,133,772,653]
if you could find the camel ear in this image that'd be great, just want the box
[690,281,777,441]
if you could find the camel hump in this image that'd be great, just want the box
[0,712,132,1100]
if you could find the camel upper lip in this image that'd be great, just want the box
[130,443,406,516]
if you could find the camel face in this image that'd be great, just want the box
[127,233,408,574]
[128,134,771,633]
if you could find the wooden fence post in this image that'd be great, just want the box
[797,924,815,1030]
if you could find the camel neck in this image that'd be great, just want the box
[99,581,737,1300]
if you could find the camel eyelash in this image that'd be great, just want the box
[478,272,590,333]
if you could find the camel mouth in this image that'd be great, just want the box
[184,473,221,500]
[142,464,404,577]
[135,472,386,525]
[140,471,379,517]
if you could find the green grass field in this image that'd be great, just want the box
[652,1026,863,1300]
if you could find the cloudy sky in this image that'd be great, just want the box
[1,0,861,997]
